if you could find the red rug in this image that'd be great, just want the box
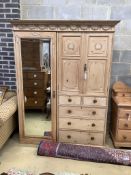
[37,141,131,166]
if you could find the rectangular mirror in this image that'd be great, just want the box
[21,38,52,138]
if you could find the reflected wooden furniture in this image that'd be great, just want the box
[11,20,119,145]
[110,81,131,147]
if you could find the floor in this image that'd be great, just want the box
[25,110,51,137]
[0,133,131,175]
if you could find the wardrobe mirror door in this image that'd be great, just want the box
[21,38,52,138]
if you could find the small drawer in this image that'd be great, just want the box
[117,130,131,142]
[59,106,106,119]
[59,130,104,146]
[83,97,107,107]
[24,88,44,97]
[27,72,44,79]
[59,96,81,105]
[118,119,131,130]
[118,109,131,119]
[25,98,44,107]
[23,80,44,88]
[59,118,105,131]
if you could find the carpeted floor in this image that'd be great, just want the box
[0,133,131,175]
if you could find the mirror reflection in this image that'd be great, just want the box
[21,38,51,138]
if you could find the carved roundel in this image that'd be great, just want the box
[88,36,108,57]
[62,36,81,57]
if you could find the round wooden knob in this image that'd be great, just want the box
[34,101,38,104]
[67,135,71,139]
[33,74,37,78]
[123,136,127,140]
[124,123,128,127]
[34,82,38,86]
[67,110,72,114]
[67,122,71,125]
[68,98,72,102]
[33,91,37,95]
[93,99,97,103]
[92,123,96,127]
[92,111,96,115]
[91,137,94,140]
[126,113,130,117]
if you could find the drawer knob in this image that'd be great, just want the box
[34,101,38,104]
[67,110,72,114]
[67,122,71,125]
[67,135,71,139]
[92,111,96,115]
[91,137,94,140]
[34,74,37,78]
[124,123,128,127]
[68,98,72,102]
[93,99,97,103]
[123,136,127,140]
[34,91,37,95]
[34,82,38,86]
[92,123,96,127]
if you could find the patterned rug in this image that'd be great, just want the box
[37,141,131,166]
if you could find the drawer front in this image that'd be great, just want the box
[117,130,131,142]
[59,130,104,145]
[59,106,106,119]
[118,119,131,130]
[27,72,45,79]
[59,96,81,105]
[59,118,105,131]
[83,97,107,106]
[23,80,44,88]
[118,109,131,119]
[25,98,44,107]
[24,88,44,97]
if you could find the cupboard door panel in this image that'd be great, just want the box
[84,60,107,95]
[61,36,81,57]
[87,35,109,57]
[61,59,81,92]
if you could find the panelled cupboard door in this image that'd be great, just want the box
[83,34,113,96]
[58,33,83,95]
[58,33,112,96]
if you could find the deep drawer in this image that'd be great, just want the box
[59,106,106,119]
[118,119,131,130]
[59,118,105,131]
[59,130,104,145]
[117,130,131,142]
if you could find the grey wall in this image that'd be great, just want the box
[20,0,131,87]
[0,0,20,90]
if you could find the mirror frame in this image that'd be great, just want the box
[13,31,57,144]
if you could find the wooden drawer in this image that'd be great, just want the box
[83,97,107,106]
[23,72,45,80]
[27,72,44,79]
[118,109,131,119]
[25,98,44,107]
[23,80,44,88]
[59,106,106,119]
[24,88,44,97]
[59,118,105,131]
[59,130,104,145]
[117,130,131,142]
[118,119,131,130]
[59,96,81,105]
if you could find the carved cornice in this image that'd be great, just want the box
[11,20,120,32]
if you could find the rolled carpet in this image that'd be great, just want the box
[37,141,131,166]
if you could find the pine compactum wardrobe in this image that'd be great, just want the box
[12,20,119,145]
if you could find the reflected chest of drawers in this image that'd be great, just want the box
[23,70,46,110]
